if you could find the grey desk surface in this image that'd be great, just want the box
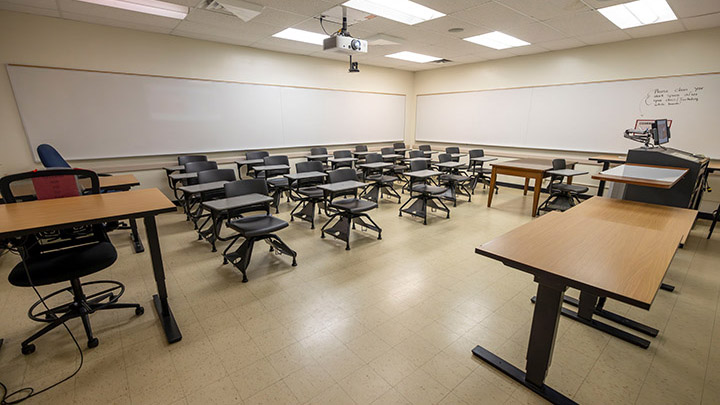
[284,171,328,180]
[450,153,467,159]
[306,154,333,159]
[164,165,185,172]
[353,151,373,156]
[329,157,358,162]
[470,157,498,163]
[358,162,393,169]
[178,181,228,194]
[434,161,465,169]
[404,157,431,162]
[253,164,290,171]
[547,169,588,177]
[382,154,403,160]
[235,159,264,166]
[202,193,272,211]
[394,148,410,152]
[406,169,442,178]
[599,164,687,183]
[169,172,198,181]
[317,180,367,192]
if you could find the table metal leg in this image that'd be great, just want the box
[597,161,610,196]
[472,280,575,404]
[129,218,145,253]
[487,168,498,207]
[144,215,182,344]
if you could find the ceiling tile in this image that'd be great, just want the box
[413,0,491,15]
[580,0,632,8]
[538,37,586,50]
[507,43,549,56]
[57,0,181,28]
[350,15,407,35]
[61,11,176,33]
[545,10,618,36]
[575,29,631,45]
[452,2,536,31]
[667,0,720,18]
[415,16,485,37]
[249,7,309,27]
[625,20,686,39]
[252,0,337,17]
[162,0,201,6]
[681,12,720,30]
[495,0,590,21]
[252,36,323,54]
[503,22,566,43]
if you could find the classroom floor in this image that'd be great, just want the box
[0,186,718,405]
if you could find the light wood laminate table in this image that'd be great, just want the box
[487,158,578,217]
[592,163,688,189]
[0,188,182,344]
[473,196,696,404]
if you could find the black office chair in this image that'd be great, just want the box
[437,153,472,206]
[241,151,269,178]
[400,160,450,225]
[536,159,589,215]
[468,149,498,195]
[222,180,297,282]
[445,147,462,163]
[418,144,432,157]
[182,161,219,220]
[194,169,237,241]
[178,155,208,166]
[0,169,144,354]
[290,161,326,229]
[408,150,426,159]
[355,145,368,162]
[321,168,382,250]
[381,147,407,178]
[332,150,354,168]
[309,147,330,170]
[261,155,291,213]
[393,142,407,157]
[707,203,719,239]
[360,153,401,204]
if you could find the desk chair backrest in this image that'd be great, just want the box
[37,144,71,168]
[197,169,236,184]
[310,147,327,156]
[0,168,107,256]
[409,160,429,172]
[469,149,485,159]
[438,153,452,163]
[393,142,406,150]
[295,161,324,187]
[185,161,218,173]
[178,155,207,166]
[327,168,358,200]
[381,147,394,156]
[355,145,368,152]
[418,145,431,152]
[333,150,352,158]
[445,147,460,162]
[365,153,383,163]
[409,150,425,159]
[224,179,271,215]
[548,159,567,192]
[246,151,269,160]
[263,155,290,178]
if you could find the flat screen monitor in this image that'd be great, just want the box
[653,119,670,145]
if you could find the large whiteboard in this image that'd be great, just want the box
[7,65,406,160]
[416,73,720,158]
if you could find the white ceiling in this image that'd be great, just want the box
[2,0,720,71]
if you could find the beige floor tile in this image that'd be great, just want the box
[421,353,474,390]
[305,383,355,405]
[282,362,335,403]
[395,368,450,405]
[369,349,418,386]
[185,376,242,405]
[314,346,366,382]
[229,358,281,400]
[338,365,392,405]
[244,380,299,405]
[347,331,392,363]
[372,388,412,405]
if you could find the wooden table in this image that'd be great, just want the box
[592,163,688,189]
[474,197,696,404]
[0,188,182,344]
[487,158,578,217]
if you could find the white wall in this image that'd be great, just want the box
[412,27,720,206]
[0,10,414,194]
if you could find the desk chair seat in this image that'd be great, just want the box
[360,153,401,204]
[228,215,289,238]
[468,149,498,195]
[411,184,447,195]
[222,179,297,283]
[289,161,326,229]
[400,161,451,225]
[0,169,143,355]
[330,198,377,214]
[555,183,589,194]
[537,159,587,215]
[298,186,324,199]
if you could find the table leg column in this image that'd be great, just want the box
[597,161,610,196]
[531,174,543,217]
[487,168,498,207]
[525,281,565,387]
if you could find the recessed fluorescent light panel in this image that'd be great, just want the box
[342,0,445,25]
[272,28,329,45]
[463,31,530,50]
[77,0,188,19]
[598,0,677,29]
[385,51,441,63]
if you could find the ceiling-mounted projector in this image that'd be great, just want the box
[323,35,368,54]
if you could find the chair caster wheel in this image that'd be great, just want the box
[22,344,36,355]
[136,306,145,316]
[292,259,297,266]
[88,338,99,349]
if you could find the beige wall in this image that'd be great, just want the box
[411,27,720,203]
[0,10,414,195]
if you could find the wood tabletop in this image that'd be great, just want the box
[592,163,688,189]
[11,174,140,197]
[589,154,628,164]
[476,197,697,309]
[491,158,572,172]
[0,188,176,238]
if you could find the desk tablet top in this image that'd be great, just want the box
[253,164,290,171]
[329,157,358,162]
[235,159,264,165]
[202,194,272,211]
[178,181,228,194]
[434,161,465,168]
[406,169,442,178]
[0,188,176,238]
[306,154,332,159]
[470,157,497,163]
[476,197,696,309]
[592,164,688,189]
[169,172,198,181]
[491,158,554,171]
[358,162,392,169]
[284,171,327,180]
[317,180,366,192]
[164,165,185,172]
[381,154,403,159]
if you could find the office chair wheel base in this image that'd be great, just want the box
[87,337,99,349]
[22,344,36,355]
[135,306,145,316]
